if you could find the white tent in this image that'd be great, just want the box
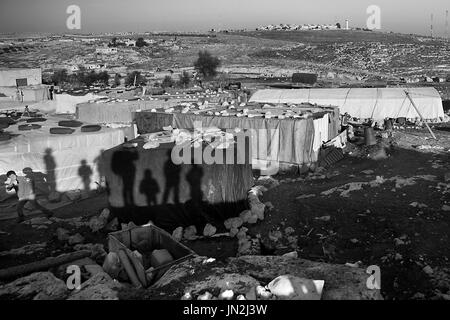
[27,93,105,114]
[250,88,445,121]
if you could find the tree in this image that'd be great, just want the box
[336,22,341,29]
[136,37,148,48]
[194,50,220,79]
[218,72,229,89]
[178,71,191,88]
[114,73,121,86]
[83,71,98,87]
[97,71,110,85]
[161,75,174,88]
[51,69,69,85]
[125,71,147,86]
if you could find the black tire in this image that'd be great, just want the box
[0,117,16,125]
[0,132,11,141]
[26,117,47,123]
[18,124,42,131]
[50,127,75,135]
[81,124,102,132]
[58,120,83,128]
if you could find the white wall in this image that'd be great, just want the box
[0,68,42,87]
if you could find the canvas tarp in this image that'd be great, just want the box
[0,86,50,103]
[134,111,338,169]
[5,93,107,114]
[76,99,198,124]
[101,137,253,229]
[250,88,445,121]
[0,116,125,198]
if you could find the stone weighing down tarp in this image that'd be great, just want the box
[0,116,125,198]
[76,99,197,124]
[250,88,445,121]
[9,93,105,114]
[100,137,253,230]
[135,111,338,168]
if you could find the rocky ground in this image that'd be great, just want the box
[0,124,449,300]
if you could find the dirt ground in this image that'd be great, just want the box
[0,125,449,300]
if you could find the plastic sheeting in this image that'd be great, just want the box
[101,137,253,228]
[250,88,445,121]
[134,111,337,168]
[76,99,198,124]
[14,93,106,114]
[0,86,50,102]
[0,116,125,197]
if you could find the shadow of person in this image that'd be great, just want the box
[111,148,138,209]
[93,149,106,189]
[162,149,181,204]
[186,164,204,207]
[43,148,57,193]
[78,160,93,192]
[139,169,160,206]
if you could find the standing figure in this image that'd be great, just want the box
[4,170,54,222]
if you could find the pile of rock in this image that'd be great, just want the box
[165,255,382,300]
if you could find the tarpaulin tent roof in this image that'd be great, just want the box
[250,88,445,121]
[0,115,125,199]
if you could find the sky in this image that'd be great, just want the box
[0,0,449,37]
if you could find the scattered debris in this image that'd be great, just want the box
[172,227,183,241]
[0,272,68,300]
[423,265,434,275]
[218,289,234,300]
[0,242,47,256]
[197,291,213,300]
[202,223,217,237]
[267,275,324,300]
[296,194,316,200]
[183,225,198,241]
[282,251,298,259]
[68,233,85,245]
[410,202,428,208]
[315,215,331,222]
[224,217,244,230]
[345,261,362,268]
[56,228,70,242]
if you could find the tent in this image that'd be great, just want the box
[0,116,125,200]
[250,88,445,121]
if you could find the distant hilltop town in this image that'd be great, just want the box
[255,20,371,31]
[256,23,342,31]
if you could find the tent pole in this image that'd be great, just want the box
[404,90,437,140]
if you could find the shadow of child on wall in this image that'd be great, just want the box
[139,169,160,206]
[78,160,93,192]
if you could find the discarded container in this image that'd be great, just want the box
[384,119,393,131]
[364,127,377,146]
[107,225,195,287]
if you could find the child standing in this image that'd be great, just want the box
[5,170,54,222]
